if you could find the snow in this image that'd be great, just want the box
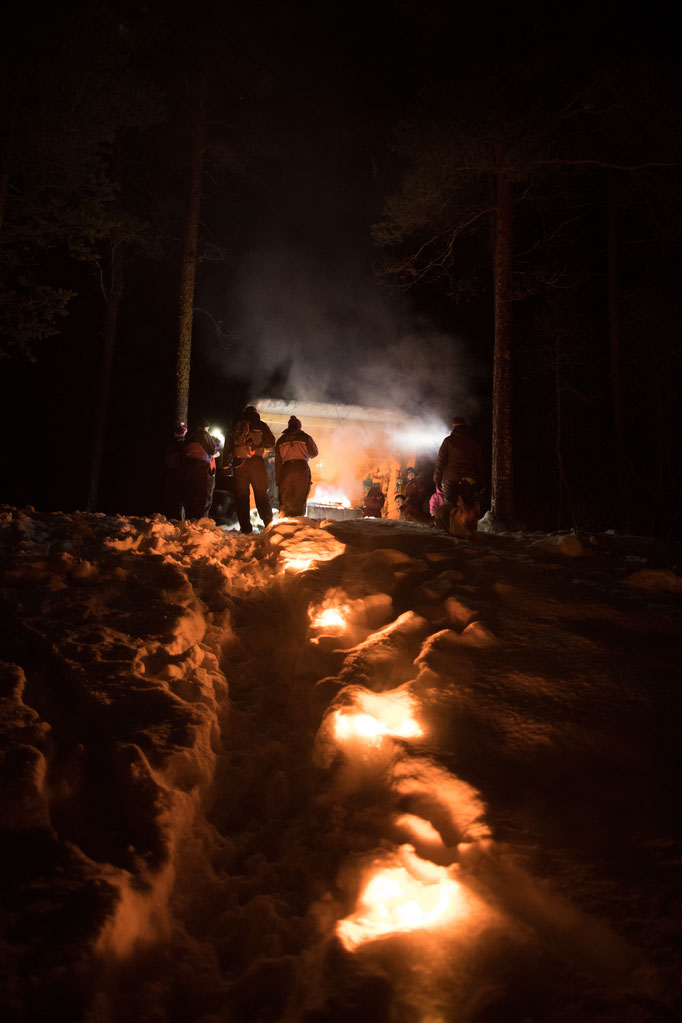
[1,505,681,1022]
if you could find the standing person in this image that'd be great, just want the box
[434,416,485,509]
[275,415,318,517]
[184,418,221,520]
[231,405,275,533]
[164,420,187,519]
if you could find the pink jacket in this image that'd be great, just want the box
[429,488,445,516]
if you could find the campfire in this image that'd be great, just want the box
[309,484,351,509]
[251,398,428,520]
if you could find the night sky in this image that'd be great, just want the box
[1,0,680,535]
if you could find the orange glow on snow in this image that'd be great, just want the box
[310,606,348,630]
[337,847,464,951]
[332,690,424,747]
[311,484,351,508]
[282,557,314,573]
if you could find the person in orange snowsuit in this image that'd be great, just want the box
[231,406,275,533]
[275,416,319,516]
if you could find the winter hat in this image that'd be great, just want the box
[288,416,302,430]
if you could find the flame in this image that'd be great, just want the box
[337,847,463,951]
[331,690,424,747]
[311,484,352,508]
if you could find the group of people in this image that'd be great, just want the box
[164,406,319,533]
[229,408,318,532]
[362,415,485,537]
[167,408,484,539]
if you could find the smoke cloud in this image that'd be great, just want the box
[205,244,483,424]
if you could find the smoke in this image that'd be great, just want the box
[206,244,483,423]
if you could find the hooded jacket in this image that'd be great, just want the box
[435,424,484,491]
[275,426,318,485]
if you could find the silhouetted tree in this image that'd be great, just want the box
[163,1,280,428]
[373,78,563,525]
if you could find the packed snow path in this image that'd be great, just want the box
[1,508,681,1022]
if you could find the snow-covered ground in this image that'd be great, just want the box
[1,506,681,1023]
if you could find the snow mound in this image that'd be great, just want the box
[531,533,587,557]
[621,568,682,594]
[319,610,431,691]
[0,506,239,1014]
[1,506,680,1022]
[264,519,346,568]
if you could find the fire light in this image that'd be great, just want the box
[337,846,464,951]
[331,689,424,747]
[310,484,351,508]
[310,606,348,630]
[282,557,314,573]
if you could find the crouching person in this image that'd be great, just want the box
[434,416,484,537]
[275,416,318,517]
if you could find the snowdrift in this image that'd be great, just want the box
[1,507,680,1022]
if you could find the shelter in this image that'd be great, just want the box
[253,399,427,519]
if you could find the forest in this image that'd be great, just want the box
[1,0,680,540]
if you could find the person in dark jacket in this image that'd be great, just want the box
[275,416,318,517]
[184,418,221,520]
[231,406,275,533]
[434,416,484,508]
[164,420,187,519]
[362,483,385,517]
[399,467,430,523]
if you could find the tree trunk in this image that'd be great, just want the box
[87,234,126,512]
[175,80,207,427]
[607,172,632,532]
[490,171,514,524]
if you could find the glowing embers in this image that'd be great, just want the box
[337,845,464,951]
[310,484,351,508]
[331,689,424,748]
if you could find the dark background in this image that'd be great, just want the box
[1,0,680,537]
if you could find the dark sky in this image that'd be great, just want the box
[192,0,681,408]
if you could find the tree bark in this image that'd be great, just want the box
[87,234,126,512]
[490,170,514,524]
[175,80,207,427]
